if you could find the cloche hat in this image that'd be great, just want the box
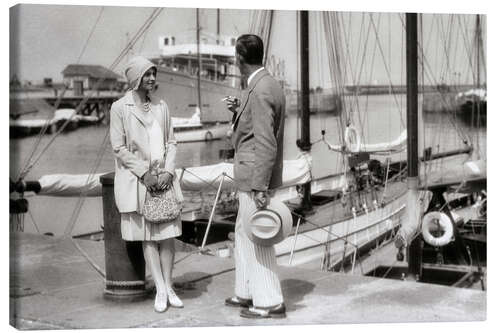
[124,56,157,90]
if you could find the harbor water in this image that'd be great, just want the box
[9,94,486,236]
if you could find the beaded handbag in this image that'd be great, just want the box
[143,186,182,222]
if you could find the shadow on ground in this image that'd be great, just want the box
[172,271,214,300]
[281,279,315,312]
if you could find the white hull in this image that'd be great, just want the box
[173,123,230,143]
[276,194,406,268]
[10,109,102,138]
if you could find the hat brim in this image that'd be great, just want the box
[244,198,293,247]
[132,64,157,90]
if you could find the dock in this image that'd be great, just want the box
[10,89,123,121]
[10,232,486,329]
[44,94,121,118]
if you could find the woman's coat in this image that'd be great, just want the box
[109,90,181,213]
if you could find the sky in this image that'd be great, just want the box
[9,5,254,83]
[9,0,486,89]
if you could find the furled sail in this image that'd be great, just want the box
[326,128,407,154]
[37,153,312,197]
[39,173,104,197]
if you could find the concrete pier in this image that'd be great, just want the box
[9,232,486,329]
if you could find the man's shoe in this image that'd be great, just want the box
[240,303,286,319]
[224,296,253,308]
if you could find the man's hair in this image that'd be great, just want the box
[236,34,264,65]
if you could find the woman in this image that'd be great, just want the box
[110,56,183,312]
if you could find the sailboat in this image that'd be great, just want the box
[16,10,413,270]
[11,9,486,284]
[455,15,486,126]
[390,13,487,288]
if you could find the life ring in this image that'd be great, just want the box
[204,131,214,141]
[421,211,454,247]
[344,125,361,153]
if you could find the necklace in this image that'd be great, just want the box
[143,101,151,112]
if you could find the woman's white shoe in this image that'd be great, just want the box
[154,292,168,313]
[167,288,184,308]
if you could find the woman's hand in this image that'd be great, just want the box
[158,172,174,190]
[141,171,159,192]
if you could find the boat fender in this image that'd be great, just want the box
[421,211,454,247]
[344,126,361,153]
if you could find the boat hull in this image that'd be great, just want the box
[276,193,406,269]
[154,67,240,123]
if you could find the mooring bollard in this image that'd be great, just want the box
[100,172,150,301]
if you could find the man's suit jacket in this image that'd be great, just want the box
[232,69,286,192]
[109,91,180,213]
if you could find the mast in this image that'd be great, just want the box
[216,8,220,45]
[297,10,312,211]
[474,14,482,130]
[196,8,202,113]
[475,15,481,88]
[405,13,422,278]
[263,11,274,67]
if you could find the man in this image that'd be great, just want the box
[224,34,287,319]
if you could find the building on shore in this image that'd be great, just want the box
[62,64,122,95]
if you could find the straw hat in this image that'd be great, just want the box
[244,198,293,246]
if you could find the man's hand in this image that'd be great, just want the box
[158,172,174,190]
[253,190,270,209]
[223,96,240,114]
[141,171,159,192]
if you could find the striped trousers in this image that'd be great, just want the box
[234,191,284,307]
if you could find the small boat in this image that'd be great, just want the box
[9,98,56,138]
[10,117,56,138]
[171,107,230,142]
[51,109,79,132]
[455,88,486,124]
[455,15,486,125]
[10,107,104,138]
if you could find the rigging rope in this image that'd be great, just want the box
[31,8,166,277]
[322,12,347,145]
[12,8,165,278]
[290,211,366,274]
[63,8,166,237]
[398,14,472,147]
[368,13,405,126]
[17,7,164,181]
[16,8,106,181]
[77,7,105,64]
[28,210,41,234]
[64,129,110,236]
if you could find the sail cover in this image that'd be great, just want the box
[37,154,312,197]
[39,173,104,197]
[327,129,407,154]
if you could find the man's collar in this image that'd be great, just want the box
[247,67,265,86]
